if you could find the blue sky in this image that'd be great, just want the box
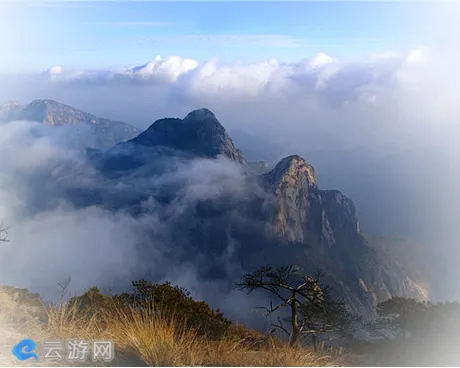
[0,1,448,71]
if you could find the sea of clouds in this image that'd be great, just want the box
[0,45,459,306]
[0,120,270,325]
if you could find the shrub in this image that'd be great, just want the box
[69,280,231,340]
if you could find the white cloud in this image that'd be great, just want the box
[20,47,455,116]
[307,52,336,69]
[405,47,428,65]
[0,120,258,311]
[48,65,63,75]
[1,46,458,140]
[128,55,199,82]
[2,46,458,151]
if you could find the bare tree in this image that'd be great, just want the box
[237,265,350,349]
[0,222,9,243]
[57,277,71,303]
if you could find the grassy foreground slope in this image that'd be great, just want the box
[0,284,345,367]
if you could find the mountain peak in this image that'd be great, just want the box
[129,109,246,165]
[0,101,21,109]
[183,108,217,122]
[1,99,139,149]
[262,155,317,188]
[20,99,90,126]
[29,99,60,106]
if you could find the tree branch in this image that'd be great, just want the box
[0,223,9,243]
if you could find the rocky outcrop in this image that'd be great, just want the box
[261,155,317,243]
[258,155,427,315]
[261,155,359,246]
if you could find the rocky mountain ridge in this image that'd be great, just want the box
[0,99,140,150]
[85,107,427,315]
[256,154,426,314]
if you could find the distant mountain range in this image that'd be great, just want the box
[0,99,140,150]
[0,99,428,316]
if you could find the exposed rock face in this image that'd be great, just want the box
[129,108,246,165]
[261,155,317,243]
[260,155,360,246]
[259,155,427,315]
[0,99,139,150]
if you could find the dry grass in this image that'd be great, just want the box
[0,289,345,367]
[45,301,103,341]
[103,305,205,366]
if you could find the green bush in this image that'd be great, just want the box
[69,280,231,340]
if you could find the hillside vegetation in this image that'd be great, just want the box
[0,282,344,367]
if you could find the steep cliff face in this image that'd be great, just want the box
[261,155,359,246]
[259,155,427,315]
[261,155,316,243]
